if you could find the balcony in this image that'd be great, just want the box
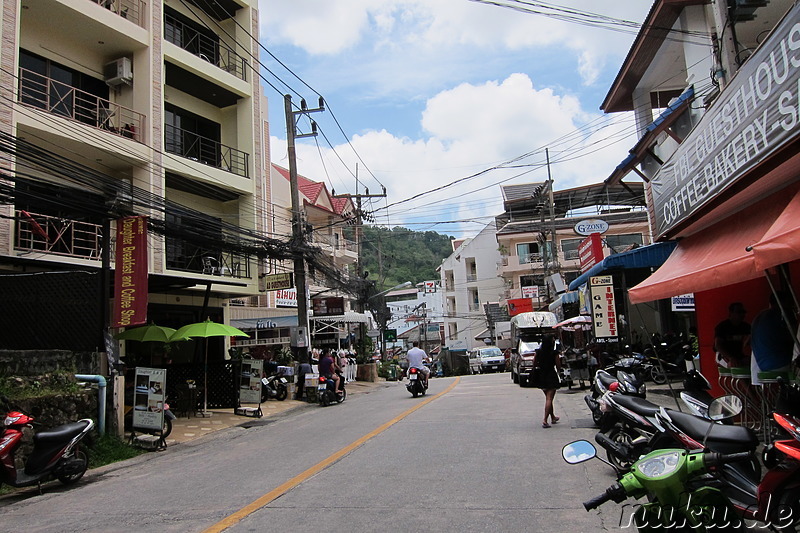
[311,233,358,253]
[519,252,543,264]
[165,124,249,178]
[18,68,145,143]
[564,250,580,261]
[93,0,146,28]
[15,211,102,260]
[466,273,478,283]
[164,12,247,81]
[166,246,251,279]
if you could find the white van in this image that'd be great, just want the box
[467,346,506,374]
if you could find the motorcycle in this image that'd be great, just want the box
[643,346,688,385]
[679,368,716,420]
[0,396,94,491]
[584,368,646,428]
[260,371,289,402]
[405,367,428,398]
[563,439,753,531]
[317,375,346,407]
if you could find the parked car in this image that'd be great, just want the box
[511,340,539,386]
[468,346,506,374]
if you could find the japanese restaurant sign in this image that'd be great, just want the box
[590,275,617,340]
[651,4,800,236]
[113,216,148,328]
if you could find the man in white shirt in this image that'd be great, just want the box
[406,341,430,386]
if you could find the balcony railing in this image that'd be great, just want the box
[18,68,145,142]
[15,211,102,259]
[166,246,251,279]
[165,124,249,178]
[564,250,580,261]
[519,252,543,264]
[311,233,358,253]
[164,13,247,81]
[466,273,478,283]
[93,0,146,28]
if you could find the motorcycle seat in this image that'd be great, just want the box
[34,420,91,444]
[596,371,617,390]
[611,394,661,418]
[666,410,759,453]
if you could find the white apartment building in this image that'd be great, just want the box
[439,223,506,352]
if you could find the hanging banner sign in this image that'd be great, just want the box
[521,286,539,299]
[590,275,617,339]
[507,298,534,316]
[239,359,263,404]
[113,216,148,328]
[578,232,604,273]
[132,367,166,431]
[650,4,800,237]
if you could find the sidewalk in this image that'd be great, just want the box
[154,379,390,447]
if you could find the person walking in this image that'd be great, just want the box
[533,334,562,428]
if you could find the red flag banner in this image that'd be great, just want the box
[113,216,148,328]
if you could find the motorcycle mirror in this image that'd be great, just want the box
[562,440,597,464]
[708,395,743,421]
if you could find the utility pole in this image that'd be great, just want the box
[284,94,324,362]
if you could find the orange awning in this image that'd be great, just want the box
[751,187,800,272]
[628,192,794,304]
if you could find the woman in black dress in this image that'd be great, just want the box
[534,334,562,428]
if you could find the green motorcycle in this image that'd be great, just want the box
[563,440,754,531]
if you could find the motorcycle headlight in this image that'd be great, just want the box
[636,450,683,479]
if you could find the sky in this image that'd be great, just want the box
[258,0,653,239]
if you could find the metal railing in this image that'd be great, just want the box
[93,0,146,28]
[18,68,145,142]
[166,245,251,279]
[164,13,247,81]
[519,252,543,264]
[564,249,580,260]
[165,124,249,178]
[15,211,103,259]
[466,273,478,283]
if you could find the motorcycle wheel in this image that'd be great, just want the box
[412,389,418,398]
[337,389,346,403]
[275,384,288,401]
[320,391,331,407]
[650,367,667,385]
[58,448,88,485]
[606,427,635,471]
[591,404,604,426]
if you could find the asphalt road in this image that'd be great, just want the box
[1,373,686,532]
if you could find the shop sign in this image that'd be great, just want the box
[521,286,539,299]
[239,359,263,404]
[671,293,695,312]
[578,232,604,272]
[132,367,166,431]
[424,280,436,293]
[263,273,293,291]
[651,3,800,237]
[274,288,297,307]
[113,216,148,327]
[312,297,345,316]
[507,297,534,316]
[589,275,617,339]
[574,219,608,236]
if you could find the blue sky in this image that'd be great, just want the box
[258,1,653,238]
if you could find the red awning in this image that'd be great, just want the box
[628,192,795,304]
[751,187,800,272]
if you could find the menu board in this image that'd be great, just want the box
[132,367,166,431]
[239,359,263,404]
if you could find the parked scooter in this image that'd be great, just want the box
[584,368,646,428]
[563,440,753,531]
[261,370,289,402]
[317,375,346,407]
[679,368,716,420]
[405,367,428,398]
[0,396,94,491]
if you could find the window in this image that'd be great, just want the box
[516,243,540,263]
[605,233,643,254]
[561,238,583,260]
[164,104,221,165]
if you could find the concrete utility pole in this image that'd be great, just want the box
[284,94,324,362]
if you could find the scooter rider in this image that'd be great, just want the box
[407,341,430,387]
[318,348,342,395]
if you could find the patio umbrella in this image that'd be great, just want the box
[115,324,178,343]
[169,319,249,415]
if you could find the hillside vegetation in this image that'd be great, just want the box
[359,226,454,290]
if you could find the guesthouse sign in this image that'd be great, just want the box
[574,219,608,236]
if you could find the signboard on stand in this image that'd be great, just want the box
[239,359,263,404]
[132,367,166,431]
[589,275,617,342]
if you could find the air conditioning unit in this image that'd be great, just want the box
[104,57,133,86]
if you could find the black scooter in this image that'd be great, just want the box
[317,375,346,407]
[405,367,428,398]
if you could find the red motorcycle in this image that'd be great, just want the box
[0,396,94,491]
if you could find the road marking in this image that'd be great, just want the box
[203,377,461,533]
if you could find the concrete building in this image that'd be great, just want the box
[439,223,506,353]
[0,0,266,362]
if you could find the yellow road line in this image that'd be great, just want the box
[203,377,461,533]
